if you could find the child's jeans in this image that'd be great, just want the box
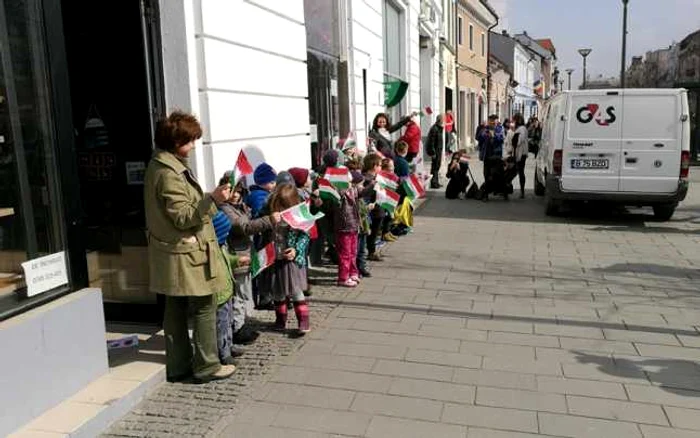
[336,231,359,281]
[356,233,367,271]
[216,298,234,361]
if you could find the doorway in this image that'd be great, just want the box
[61,0,164,317]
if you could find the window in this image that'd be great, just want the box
[457,16,463,45]
[383,1,403,79]
[481,33,485,57]
[469,24,474,51]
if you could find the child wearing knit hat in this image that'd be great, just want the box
[246,162,277,218]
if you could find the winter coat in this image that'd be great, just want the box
[368,117,410,159]
[477,125,505,161]
[445,161,469,199]
[245,185,271,218]
[144,150,228,297]
[219,202,274,275]
[333,187,361,234]
[425,123,444,157]
[399,120,422,155]
[393,155,411,178]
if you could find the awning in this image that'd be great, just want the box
[384,80,409,108]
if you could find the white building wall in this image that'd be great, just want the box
[160,0,311,190]
[407,0,421,116]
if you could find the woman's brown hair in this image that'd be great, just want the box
[154,111,203,152]
[362,153,382,173]
[268,184,301,213]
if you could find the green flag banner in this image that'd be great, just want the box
[384,80,409,108]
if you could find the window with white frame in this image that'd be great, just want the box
[383,0,403,80]
[469,24,474,51]
[457,16,463,45]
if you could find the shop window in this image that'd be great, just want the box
[0,0,70,320]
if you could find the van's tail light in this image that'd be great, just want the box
[681,150,690,179]
[553,150,563,176]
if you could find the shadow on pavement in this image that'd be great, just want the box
[574,351,700,396]
[311,297,700,337]
[594,263,700,279]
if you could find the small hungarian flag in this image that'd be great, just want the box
[317,177,340,204]
[376,186,400,213]
[376,171,399,190]
[229,150,254,186]
[402,174,425,201]
[324,166,351,190]
[251,242,275,278]
[281,202,325,232]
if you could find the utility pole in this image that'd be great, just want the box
[621,0,629,88]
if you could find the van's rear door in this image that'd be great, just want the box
[619,90,682,193]
[562,92,623,192]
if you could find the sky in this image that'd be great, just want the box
[488,0,700,89]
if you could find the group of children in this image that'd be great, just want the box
[208,138,421,366]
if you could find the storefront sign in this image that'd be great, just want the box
[21,252,69,297]
[125,161,146,185]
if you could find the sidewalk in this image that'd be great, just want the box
[215,182,700,437]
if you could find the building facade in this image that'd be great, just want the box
[440,0,457,115]
[456,0,497,147]
[488,53,512,119]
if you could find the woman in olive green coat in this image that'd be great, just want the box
[144,111,236,383]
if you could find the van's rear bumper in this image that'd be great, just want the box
[546,176,689,204]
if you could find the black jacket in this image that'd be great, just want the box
[425,123,444,156]
[368,116,410,158]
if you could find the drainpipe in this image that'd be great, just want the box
[486,15,499,119]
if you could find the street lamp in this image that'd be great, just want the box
[578,48,592,89]
[565,68,574,90]
[621,0,629,88]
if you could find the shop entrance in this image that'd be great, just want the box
[61,0,164,317]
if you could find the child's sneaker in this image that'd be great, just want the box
[337,279,358,288]
[382,232,397,242]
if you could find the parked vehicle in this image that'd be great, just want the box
[534,89,690,220]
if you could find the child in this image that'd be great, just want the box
[211,210,247,365]
[334,171,365,287]
[362,153,384,262]
[246,163,277,218]
[393,141,411,178]
[379,158,397,243]
[288,167,321,296]
[316,151,340,265]
[258,185,312,333]
[445,151,470,199]
[219,175,281,345]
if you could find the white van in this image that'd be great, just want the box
[534,89,690,220]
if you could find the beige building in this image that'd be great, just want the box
[456,0,497,147]
[488,54,512,119]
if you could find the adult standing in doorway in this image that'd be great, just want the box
[144,111,236,383]
[425,114,445,189]
[368,113,411,159]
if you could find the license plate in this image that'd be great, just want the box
[570,158,609,169]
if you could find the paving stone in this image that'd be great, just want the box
[372,359,454,382]
[635,343,700,361]
[487,331,560,348]
[365,415,466,438]
[559,337,639,355]
[459,340,535,360]
[332,342,408,360]
[442,403,538,432]
[476,387,566,413]
[566,395,668,425]
[603,329,681,346]
[467,319,534,334]
[535,324,605,339]
[538,412,643,438]
[663,406,700,431]
[482,356,563,376]
[350,392,443,421]
[453,368,537,391]
[418,324,488,341]
[562,362,649,385]
[219,424,334,438]
[405,348,482,369]
[324,329,462,352]
[388,377,475,404]
[466,428,554,438]
[626,384,700,409]
[285,353,376,373]
[260,383,356,410]
[639,425,700,438]
[676,334,700,348]
[272,366,393,394]
[271,405,371,436]
[338,307,405,322]
[536,376,628,400]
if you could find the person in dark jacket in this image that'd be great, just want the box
[368,113,411,159]
[393,141,411,178]
[425,115,445,189]
[445,152,469,199]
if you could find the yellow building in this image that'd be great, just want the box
[456,0,497,148]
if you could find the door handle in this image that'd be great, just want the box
[626,157,638,164]
[654,143,665,148]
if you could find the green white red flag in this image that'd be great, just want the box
[250,242,275,278]
[229,150,254,186]
[401,174,425,202]
[324,166,351,190]
[317,177,340,204]
[281,202,325,232]
[376,171,398,190]
[375,186,400,213]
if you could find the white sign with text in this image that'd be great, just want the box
[21,252,69,297]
